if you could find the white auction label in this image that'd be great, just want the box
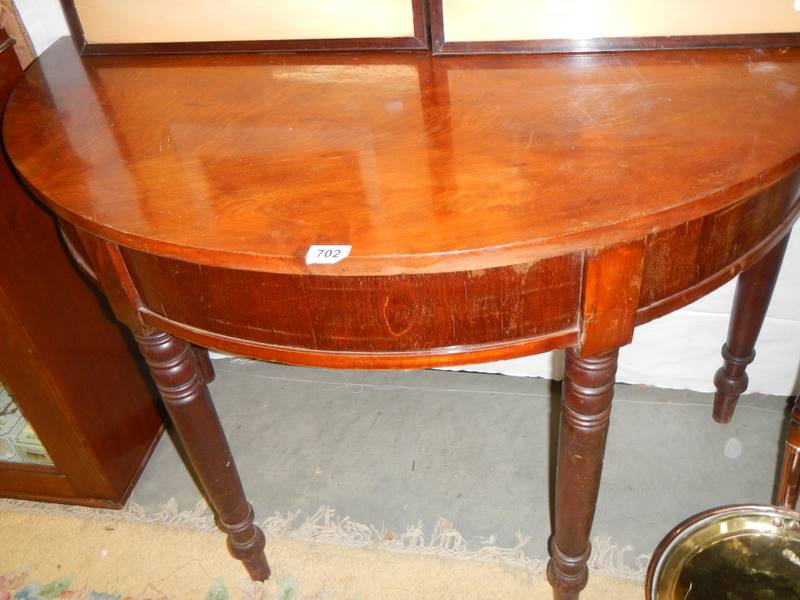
[305,245,351,265]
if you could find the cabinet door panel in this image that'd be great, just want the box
[0,30,162,507]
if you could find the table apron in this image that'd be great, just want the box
[58,171,800,368]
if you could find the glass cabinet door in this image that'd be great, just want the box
[0,380,53,466]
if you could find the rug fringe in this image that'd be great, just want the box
[0,497,649,581]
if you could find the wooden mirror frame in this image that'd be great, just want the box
[59,0,429,55]
[430,0,800,55]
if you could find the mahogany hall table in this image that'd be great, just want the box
[4,38,800,599]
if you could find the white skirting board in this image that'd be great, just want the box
[18,3,800,395]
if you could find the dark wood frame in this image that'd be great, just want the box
[0,0,36,68]
[0,29,163,508]
[59,0,430,55]
[429,0,800,55]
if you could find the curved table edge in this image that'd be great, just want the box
[139,310,579,369]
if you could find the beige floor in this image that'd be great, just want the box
[0,505,642,599]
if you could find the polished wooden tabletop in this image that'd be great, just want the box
[5,38,800,275]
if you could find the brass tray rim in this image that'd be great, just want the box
[645,503,800,600]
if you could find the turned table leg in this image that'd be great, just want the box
[777,392,800,510]
[193,345,216,383]
[135,328,270,580]
[547,348,618,600]
[713,235,789,423]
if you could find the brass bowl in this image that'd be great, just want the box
[646,504,800,600]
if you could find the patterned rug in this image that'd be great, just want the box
[0,498,646,599]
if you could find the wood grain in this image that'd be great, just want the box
[0,29,162,507]
[548,349,619,600]
[712,235,790,423]
[579,242,644,357]
[0,2,35,68]
[777,391,800,510]
[6,39,800,276]
[123,249,582,355]
[135,328,269,579]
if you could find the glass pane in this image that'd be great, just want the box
[74,0,415,44]
[0,380,54,466]
[441,0,800,43]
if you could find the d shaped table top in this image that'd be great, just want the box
[5,38,800,277]
[3,38,800,369]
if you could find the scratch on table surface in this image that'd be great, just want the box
[525,129,535,150]
[572,101,600,127]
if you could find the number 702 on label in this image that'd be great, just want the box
[305,245,351,265]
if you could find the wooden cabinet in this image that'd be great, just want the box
[0,30,162,508]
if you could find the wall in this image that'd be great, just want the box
[13,0,67,54]
[13,1,800,395]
